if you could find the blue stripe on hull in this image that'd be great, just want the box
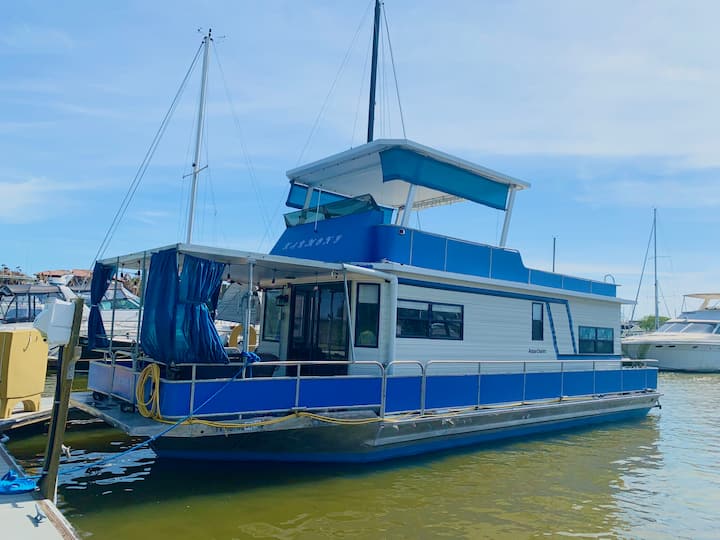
[152,407,653,464]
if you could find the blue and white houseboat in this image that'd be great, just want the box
[72,137,660,463]
[71,12,659,463]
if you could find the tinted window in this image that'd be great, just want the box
[579,326,614,354]
[355,284,380,347]
[262,289,282,342]
[397,300,463,340]
[532,302,544,341]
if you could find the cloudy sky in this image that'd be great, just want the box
[3,0,718,318]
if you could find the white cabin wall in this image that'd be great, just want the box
[567,298,622,354]
[394,284,555,364]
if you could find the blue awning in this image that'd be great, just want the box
[379,147,510,210]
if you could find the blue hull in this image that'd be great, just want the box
[151,402,656,464]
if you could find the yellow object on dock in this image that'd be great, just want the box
[0,329,48,419]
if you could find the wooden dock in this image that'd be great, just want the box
[0,397,54,433]
[0,442,79,539]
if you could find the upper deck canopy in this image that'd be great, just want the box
[286,139,530,211]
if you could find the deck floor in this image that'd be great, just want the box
[70,391,166,437]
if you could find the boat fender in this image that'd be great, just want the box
[0,470,37,495]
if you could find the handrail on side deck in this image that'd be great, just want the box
[93,357,657,420]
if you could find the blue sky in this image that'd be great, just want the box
[3,0,719,319]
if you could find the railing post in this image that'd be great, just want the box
[476,362,482,408]
[522,361,527,403]
[621,366,624,393]
[189,365,197,416]
[380,365,387,418]
[294,363,301,409]
[592,361,596,396]
[420,363,427,415]
[559,361,564,400]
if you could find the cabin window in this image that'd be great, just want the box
[531,302,544,341]
[396,300,463,340]
[578,326,614,354]
[262,289,282,342]
[355,283,380,348]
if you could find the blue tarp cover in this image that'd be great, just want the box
[87,261,114,349]
[140,249,228,365]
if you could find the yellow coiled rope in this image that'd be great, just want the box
[133,363,403,429]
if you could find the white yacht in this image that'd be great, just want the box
[622,294,720,372]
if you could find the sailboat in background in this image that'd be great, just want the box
[81,29,259,359]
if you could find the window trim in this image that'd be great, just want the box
[531,302,544,341]
[354,283,380,348]
[396,299,464,340]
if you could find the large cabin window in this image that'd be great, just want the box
[532,302,544,341]
[578,326,614,354]
[262,289,282,342]
[355,283,380,348]
[397,300,463,340]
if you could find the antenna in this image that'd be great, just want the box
[366,0,381,142]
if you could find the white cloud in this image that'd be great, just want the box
[0,176,98,224]
[0,25,75,53]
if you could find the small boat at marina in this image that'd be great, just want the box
[69,6,659,463]
[0,284,73,326]
[0,282,139,361]
[623,293,720,372]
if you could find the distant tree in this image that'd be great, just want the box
[638,315,670,331]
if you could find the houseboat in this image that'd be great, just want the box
[69,10,658,463]
[71,138,660,462]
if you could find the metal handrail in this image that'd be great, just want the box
[96,356,656,421]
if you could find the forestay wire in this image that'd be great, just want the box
[91,42,204,267]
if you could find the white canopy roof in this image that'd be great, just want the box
[286,139,530,210]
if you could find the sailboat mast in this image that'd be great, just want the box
[366,0,381,143]
[186,29,212,244]
[653,207,659,330]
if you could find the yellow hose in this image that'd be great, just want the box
[136,363,162,418]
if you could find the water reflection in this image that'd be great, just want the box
[9,412,664,539]
[10,374,720,539]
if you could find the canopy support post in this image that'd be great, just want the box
[133,251,148,369]
[342,269,355,363]
[399,184,417,227]
[499,187,516,248]
[243,259,255,352]
[302,186,314,209]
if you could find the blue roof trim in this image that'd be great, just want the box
[379,147,510,210]
[397,277,569,305]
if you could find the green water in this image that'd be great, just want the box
[7,373,720,539]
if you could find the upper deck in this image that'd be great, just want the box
[273,139,617,298]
